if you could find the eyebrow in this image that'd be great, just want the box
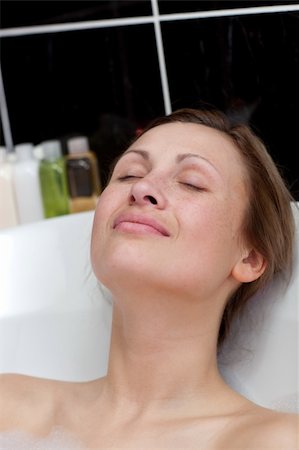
[122,149,149,160]
[176,153,221,177]
[122,149,220,178]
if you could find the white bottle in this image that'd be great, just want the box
[13,143,44,224]
[0,147,19,229]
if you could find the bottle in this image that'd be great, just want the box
[0,147,19,229]
[13,143,44,224]
[66,136,101,213]
[39,140,70,218]
[33,143,44,161]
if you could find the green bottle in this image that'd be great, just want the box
[39,140,70,218]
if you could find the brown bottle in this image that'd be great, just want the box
[66,137,101,213]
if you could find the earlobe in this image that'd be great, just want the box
[232,249,267,283]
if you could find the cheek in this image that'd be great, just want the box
[179,198,240,263]
[182,198,228,238]
[91,194,109,249]
[91,184,136,285]
[92,185,124,232]
[94,187,115,219]
[91,189,116,270]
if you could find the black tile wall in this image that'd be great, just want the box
[0,2,298,195]
[1,25,164,185]
[162,12,299,197]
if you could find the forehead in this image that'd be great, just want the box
[128,122,244,172]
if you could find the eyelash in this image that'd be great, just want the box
[117,175,141,181]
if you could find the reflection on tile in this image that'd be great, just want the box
[1,1,152,29]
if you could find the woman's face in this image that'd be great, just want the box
[91,122,248,302]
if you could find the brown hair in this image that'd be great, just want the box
[136,108,295,346]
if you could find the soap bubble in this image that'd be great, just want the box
[0,426,86,450]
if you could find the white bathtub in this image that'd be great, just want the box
[0,208,298,412]
[0,212,112,381]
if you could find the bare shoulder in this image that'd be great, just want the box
[0,373,38,405]
[0,373,105,434]
[225,406,299,450]
[0,373,64,433]
[0,372,52,401]
[262,409,298,448]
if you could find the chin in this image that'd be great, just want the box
[92,240,144,281]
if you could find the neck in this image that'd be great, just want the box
[100,290,231,417]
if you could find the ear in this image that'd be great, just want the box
[232,248,267,283]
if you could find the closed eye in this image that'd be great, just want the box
[117,175,142,181]
[179,182,205,192]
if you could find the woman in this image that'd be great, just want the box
[0,108,297,449]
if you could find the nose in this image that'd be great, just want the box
[129,178,166,209]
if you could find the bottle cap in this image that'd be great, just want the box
[15,143,34,161]
[67,136,89,154]
[41,140,62,160]
[33,144,44,160]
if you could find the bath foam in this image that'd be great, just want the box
[0,426,86,450]
[268,393,299,414]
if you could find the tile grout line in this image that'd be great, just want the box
[0,4,298,38]
[151,0,172,115]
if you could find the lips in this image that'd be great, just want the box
[113,213,170,237]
